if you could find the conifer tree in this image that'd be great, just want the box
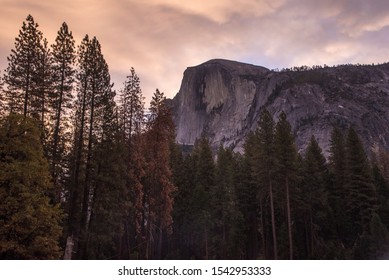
[84,91,127,259]
[241,131,261,259]
[300,136,329,258]
[254,109,278,259]
[344,127,377,245]
[65,36,91,257]
[213,146,243,259]
[3,15,44,117]
[49,22,75,200]
[117,67,146,258]
[274,111,297,259]
[328,126,349,247]
[119,67,144,140]
[170,148,196,259]
[0,114,63,259]
[189,137,215,259]
[143,89,176,259]
[33,38,53,129]
[66,35,114,259]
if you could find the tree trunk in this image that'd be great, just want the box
[78,85,96,259]
[286,177,293,260]
[52,66,65,201]
[269,174,278,259]
[24,64,30,116]
[67,78,87,259]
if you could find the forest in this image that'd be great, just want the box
[1,15,389,260]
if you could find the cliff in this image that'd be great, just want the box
[171,59,389,156]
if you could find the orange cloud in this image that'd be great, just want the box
[1,0,389,104]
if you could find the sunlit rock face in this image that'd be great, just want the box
[171,59,389,156]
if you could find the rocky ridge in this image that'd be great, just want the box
[171,59,389,156]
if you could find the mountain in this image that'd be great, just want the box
[170,59,389,156]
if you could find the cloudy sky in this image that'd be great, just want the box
[1,0,389,103]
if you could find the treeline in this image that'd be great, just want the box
[273,62,387,73]
[169,112,389,259]
[1,15,389,260]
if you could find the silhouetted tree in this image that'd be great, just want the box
[3,15,45,118]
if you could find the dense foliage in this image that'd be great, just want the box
[1,15,389,259]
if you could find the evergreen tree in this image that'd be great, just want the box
[328,126,348,247]
[300,136,329,258]
[240,131,261,259]
[344,127,377,247]
[119,67,144,139]
[143,89,176,259]
[170,147,197,259]
[254,109,278,259]
[3,15,44,118]
[33,38,53,130]
[49,22,75,201]
[85,96,127,259]
[212,146,243,259]
[117,67,146,259]
[189,137,215,259]
[66,35,114,259]
[65,36,91,258]
[0,114,63,259]
[274,111,297,259]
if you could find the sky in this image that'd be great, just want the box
[1,0,389,104]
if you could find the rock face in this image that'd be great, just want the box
[171,59,389,156]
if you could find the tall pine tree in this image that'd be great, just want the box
[274,111,297,259]
[49,22,75,201]
[117,67,146,259]
[254,109,278,259]
[344,127,377,247]
[300,136,329,258]
[3,15,44,118]
[143,89,176,259]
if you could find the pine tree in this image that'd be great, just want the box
[274,111,297,259]
[143,89,176,259]
[84,91,127,259]
[3,15,44,118]
[117,67,146,259]
[254,109,278,259]
[170,147,195,259]
[119,67,144,140]
[300,136,329,258]
[66,35,114,259]
[65,36,91,258]
[213,146,243,259]
[189,137,215,259]
[241,131,261,259]
[328,126,347,239]
[33,38,53,130]
[344,127,377,246]
[0,114,63,259]
[49,22,75,200]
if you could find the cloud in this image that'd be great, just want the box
[1,0,389,103]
